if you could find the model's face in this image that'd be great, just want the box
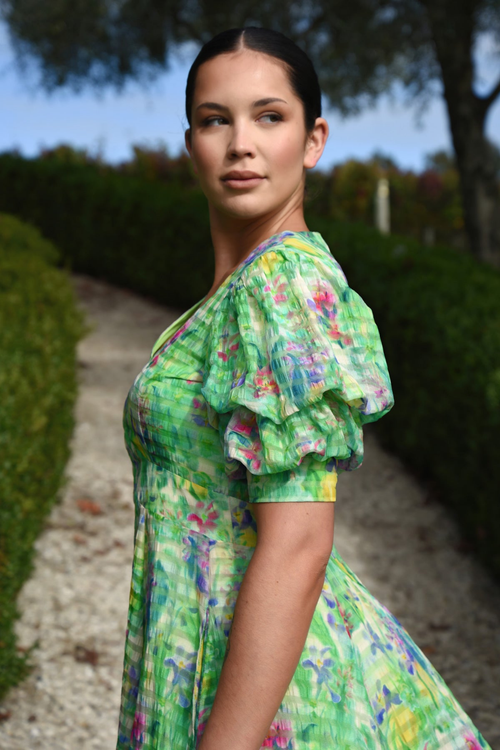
[185,48,327,221]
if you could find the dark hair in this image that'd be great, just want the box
[185,27,322,132]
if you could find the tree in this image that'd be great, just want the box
[425,149,458,174]
[1,0,499,264]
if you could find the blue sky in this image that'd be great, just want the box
[1,22,499,172]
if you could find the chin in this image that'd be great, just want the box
[217,197,277,221]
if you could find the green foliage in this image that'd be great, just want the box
[3,0,499,260]
[307,214,500,578]
[1,150,498,576]
[38,142,103,167]
[0,147,468,269]
[2,0,496,114]
[0,212,61,264]
[0,214,86,698]
[307,153,465,247]
[0,153,213,308]
[116,144,198,188]
[36,141,199,187]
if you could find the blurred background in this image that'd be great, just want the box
[0,2,499,747]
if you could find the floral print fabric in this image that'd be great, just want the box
[116,230,490,749]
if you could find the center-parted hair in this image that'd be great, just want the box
[185,27,322,132]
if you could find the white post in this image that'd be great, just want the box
[375,178,390,235]
[423,226,435,246]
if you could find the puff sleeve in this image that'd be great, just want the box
[201,242,394,503]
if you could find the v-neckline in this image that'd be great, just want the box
[149,279,228,359]
[149,229,324,358]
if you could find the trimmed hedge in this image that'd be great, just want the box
[0,153,213,308]
[307,216,500,577]
[0,214,86,699]
[1,152,498,578]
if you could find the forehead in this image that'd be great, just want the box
[193,49,297,105]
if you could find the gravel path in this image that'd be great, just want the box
[1,273,499,748]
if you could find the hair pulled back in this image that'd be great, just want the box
[185,27,322,133]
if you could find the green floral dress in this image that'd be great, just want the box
[116,230,490,750]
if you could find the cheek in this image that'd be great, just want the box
[192,138,221,178]
[268,133,305,174]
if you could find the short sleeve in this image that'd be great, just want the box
[201,238,394,502]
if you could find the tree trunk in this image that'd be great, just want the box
[443,84,500,267]
[425,1,500,266]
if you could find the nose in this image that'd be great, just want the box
[227,118,256,159]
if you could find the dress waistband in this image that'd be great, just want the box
[133,460,258,548]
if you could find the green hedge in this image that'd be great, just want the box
[308,216,500,577]
[0,153,213,308]
[1,152,498,578]
[0,214,86,699]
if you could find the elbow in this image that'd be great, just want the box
[289,543,331,602]
[297,523,334,575]
[269,531,333,583]
[300,542,332,582]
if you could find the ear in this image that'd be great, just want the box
[303,117,329,170]
[184,128,198,173]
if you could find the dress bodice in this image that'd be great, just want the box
[122,228,394,543]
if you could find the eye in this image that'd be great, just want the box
[258,113,283,124]
[203,116,227,127]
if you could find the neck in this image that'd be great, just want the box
[206,199,309,298]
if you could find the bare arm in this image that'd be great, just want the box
[197,500,335,750]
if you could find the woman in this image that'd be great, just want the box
[116,27,490,750]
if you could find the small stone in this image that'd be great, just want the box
[74,644,99,666]
[421,645,437,656]
[76,498,103,515]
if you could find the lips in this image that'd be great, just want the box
[221,170,266,189]
[222,170,264,180]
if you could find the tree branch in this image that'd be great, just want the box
[171,10,205,45]
[483,76,500,111]
[302,11,327,37]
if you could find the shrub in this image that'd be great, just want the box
[307,215,500,578]
[1,151,498,578]
[0,153,213,309]
[0,214,86,698]
[304,154,466,248]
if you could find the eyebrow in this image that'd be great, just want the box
[196,97,288,111]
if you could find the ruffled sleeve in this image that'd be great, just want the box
[201,239,394,503]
